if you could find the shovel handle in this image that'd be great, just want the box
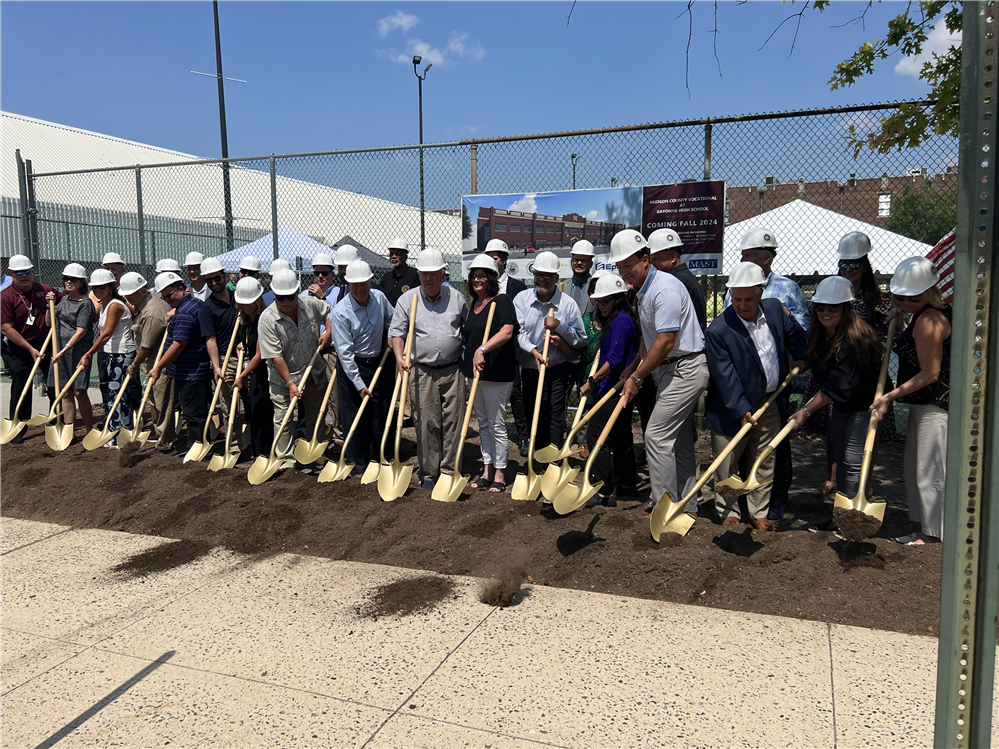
[310,366,337,443]
[266,342,324,462]
[570,352,601,430]
[393,293,421,461]
[14,328,53,413]
[745,419,797,479]
[342,348,392,459]
[852,318,899,497]
[220,348,245,455]
[100,371,134,433]
[585,393,629,470]
[680,367,801,503]
[526,309,556,462]
[453,302,496,475]
[563,357,645,448]
[201,319,242,443]
[49,300,63,408]
[377,370,403,464]
[132,332,169,429]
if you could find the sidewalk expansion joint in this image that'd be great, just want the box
[0,526,74,556]
[826,622,838,749]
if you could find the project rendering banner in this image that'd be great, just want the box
[461,179,726,281]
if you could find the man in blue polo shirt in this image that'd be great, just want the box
[148,272,212,453]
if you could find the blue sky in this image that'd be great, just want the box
[0,2,956,158]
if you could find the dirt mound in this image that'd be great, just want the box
[833,506,883,542]
[112,538,213,577]
[359,575,458,619]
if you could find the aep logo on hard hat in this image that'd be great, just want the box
[527,262,535,274]
[764,234,772,242]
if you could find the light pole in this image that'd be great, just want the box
[571,153,580,190]
[611,177,618,188]
[413,55,432,251]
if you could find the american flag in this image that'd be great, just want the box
[926,227,956,303]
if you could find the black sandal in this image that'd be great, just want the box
[488,481,507,493]
[471,477,491,491]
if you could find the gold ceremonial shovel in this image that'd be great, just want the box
[650,368,799,541]
[378,293,419,501]
[118,333,168,447]
[82,372,134,450]
[1,329,53,444]
[511,309,555,501]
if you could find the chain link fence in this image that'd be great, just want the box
[5,100,959,432]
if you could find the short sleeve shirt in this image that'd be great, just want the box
[462,294,518,382]
[258,295,332,388]
[165,295,211,381]
[54,296,95,352]
[131,293,168,353]
[388,286,467,366]
[1,282,59,344]
[383,265,421,308]
[199,291,238,348]
[636,267,704,360]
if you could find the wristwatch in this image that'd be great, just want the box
[479,346,486,354]
[630,374,642,386]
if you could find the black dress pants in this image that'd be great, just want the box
[7,341,53,421]
[520,362,573,453]
[337,357,391,469]
[583,394,638,495]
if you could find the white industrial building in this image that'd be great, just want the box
[1,111,460,269]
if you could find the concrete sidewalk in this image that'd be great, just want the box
[1,518,994,748]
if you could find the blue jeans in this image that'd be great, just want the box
[101,351,141,441]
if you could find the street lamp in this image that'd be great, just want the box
[413,55,432,251]
[571,153,580,190]
[611,177,618,188]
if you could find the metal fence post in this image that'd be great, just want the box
[149,230,157,270]
[16,149,31,258]
[64,222,71,263]
[135,166,148,278]
[24,159,40,270]
[470,143,478,195]
[269,155,279,261]
[933,3,998,748]
[703,123,712,181]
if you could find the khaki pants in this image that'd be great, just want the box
[711,403,780,520]
[141,361,176,451]
[408,362,465,482]
[322,349,341,439]
[269,377,327,460]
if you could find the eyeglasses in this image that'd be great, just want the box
[470,273,489,281]
[313,269,332,276]
[814,303,843,312]
[894,293,921,302]
[205,274,225,284]
[239,270,259,277]
[274,293,296,302]
[11,269,32,276]
[838,261,863,270]
[62,277,81,284]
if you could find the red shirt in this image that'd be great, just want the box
[1,281,60,345]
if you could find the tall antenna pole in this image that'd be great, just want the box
[214,1,235,253]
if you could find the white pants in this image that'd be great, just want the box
[473,379,514,469]
[904,404,948,539]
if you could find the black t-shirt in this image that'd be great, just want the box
[199,291,238,348]
[383,265,421,308]
[462,294,518,382]
[812,338,882,414]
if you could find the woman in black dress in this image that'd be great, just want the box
[232,277,274,458]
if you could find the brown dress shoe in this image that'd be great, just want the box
[751,518,773,531]
[721,516,741,526]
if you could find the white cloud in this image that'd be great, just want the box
[895,22,961,77]
[586,210,599,220]
[388,31,486,68]
[378,11,418,37]
[509,194,538,213]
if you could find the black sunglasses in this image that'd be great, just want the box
[313,269,332,276]
[838,261,863,270]
[274,293,297,302]
[205,274,225,283]
[814,303,844,312]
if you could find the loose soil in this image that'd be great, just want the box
[0,423,940,636]
[359,574,459,619]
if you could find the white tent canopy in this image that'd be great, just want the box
[215,226,337,273]
[722,200,933,277]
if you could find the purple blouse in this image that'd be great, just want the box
[596,312,637,396]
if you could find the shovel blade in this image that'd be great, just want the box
[25,412,55,427]
[183,441,212,463]
[431,473,467,503]
[541,463,577,501]
[134,429,152,447]
[833,491,887,524]
[293,438,327,466]
[208,451,240,472]
[360,460,382,484]
[0,418,27,444]
[237,425,250,451]
[377,463,412,501]
[247,455,281,485]
[318,459,352,483]
[533,442,570,463]
[45,422,74,452]
[511,471,540,501]
[82,428,118,451]
[207,414,221,442]
[553,478,603,515]
[649,492,696,541]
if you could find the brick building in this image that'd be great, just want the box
[476,207,625,253]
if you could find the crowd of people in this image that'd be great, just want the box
[1,226,951,545]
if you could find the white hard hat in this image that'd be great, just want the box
[102,252,125,266]
[268,258,292,275]
[812,276,855,305]
[388,237,410,252]
[239,256,261,272]
[648,229,684,254]
[838,232,872,261]
[727,261,767,288]
[185,252,205,267]
[610,230,649,263]
[589,274,628,300]
[738,227,778,252]
[484,238,510,255]
[154,271,184,293]
[570,240,595,257]
[118,272,148,296]
[890,256,939,296]
[156,258,182,273]
[89,268,116,287]
[8,254,32,272]
[61,263,88,280]
[234,277,264,304]
[415,248,447,272]
[312,252,335,268]
[344,259,374,284]
[200,257,224,275]
[270,268,300,296]
[334,245,359,266]
[532,251,561,274]
[469,254,498,273]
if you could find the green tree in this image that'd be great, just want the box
[462,203,472,239]
[886,181,957,244]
